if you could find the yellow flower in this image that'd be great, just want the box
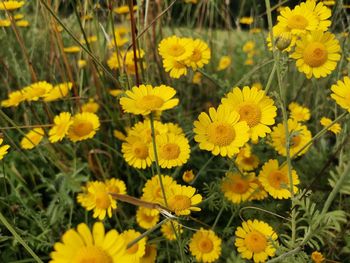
[0,138,10,160]
[140,245,157,263]
[151,133,190,169]
[266,25,297,52]
[122,135,153,169]
[109,89,123,97]
[245,58,254,65]
[259,159,299,199]
[82,98,99,113]
[120,84,179,115]
[275,31,292,51]
[23,81,53,101]
[20,128,44,150]
[63,45,80,53]
[249,28,262,34]
[189,228,222,263]
[235,144,259,172]
[68,112,100,142]
[162,58,188,78]
[183,170,195,183]
[330,76,350,112]
[0,19,10,27]
[217,56,231,71]
[311,251,325,263]
[80,35,97,44]
[105,178,127,195]
[136,207,160,230]
[243,41,255,53]
[194,105,250,157]
[118,229,146,263]
[167,184,202,216]
[165,122,184,136]
[221,86,277,141]
[158,36,194,62]
[78,59,87,68]
[249,178,269,201]
[184,39,211,70]
[1,90,25,107]
[239,17,254,25]
[221,172,258,204]
[43,82,73,102]
[108,28,129,48]
[161,221,183,240]
[113,5,137,15]
[107,49,145,73]
[0,1,24,11]
[113,129,127,141]
[252,82,263,90]
[321,0,335,6]
[16,19,28,27]
[49,222,124,263]
[270,119,312,157]
[192,72,202,84]
[235,219,278,263]
[77,181,116,220]
[14,14,24,20]
[49,112,73,143]
[304,0,332,31]
[320,117,341,134]
[291,31,341,79]
[130,119,167,144]
[288,102,311,122]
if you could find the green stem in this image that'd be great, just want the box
[211,205,224,230]
[190,155,214,185]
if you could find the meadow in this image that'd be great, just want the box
[0,0,350,262]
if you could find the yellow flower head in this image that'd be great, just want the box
[291,31,341,79]
[249,178,269,201]
[183,170,195,183]
[49,112,73,143]
[43,82,73,102]
[130,119,167,144]
[77,181,116,220]
[113,5,137,15]
[20,128,44,150]
[16,19,28,27]
[221,86,277,141]
[82,98,100,113]
[330,76,350,112]
[221,172,258,204]
[122,134,152,169]
[239,17,254,25]
[235,144,259,172]
[189,228,222,263]
[78,59,87,68]
[311,251,325,263]
[320,117,341,134]
[68,112,100,142]
[259,159,299,199]
[0,138,10,160]
[162,57,188,78]
[158,36,194,62]
[136,207,160,230]
[161,221,183,241]
[304,0,332,31]
[288,102,311,122]
[165,122,184,136]
[118,229,146,262]
[63,46,80,53]
[270,119,312,157]
[217,56,231,71]
[0,19,11,27]
[120,84,179,116]
[184,39,211,70]
[235,219,278,263]
[109,89,124,97]
[1,90,25,107]
[0,1,25,11]
[23,81,53,101]
[140,244,157,263]
[243,41,255,53]
[50,222,124,263]
[167,184,202,216]
[192,72,202,84]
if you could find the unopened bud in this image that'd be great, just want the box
[275,32,292,51]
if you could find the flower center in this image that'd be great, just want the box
[138,95,164,110]
[56,122,69,135]
[127,243,139,255]
[238,103,261,127]
[132,141,149,159]
[74,246,113,263]
[207,123,236,146]
[268,171,288,189]
[169,195,191,211]
[198,238,214,253]
[95,190,111,209]
[228,177,250,194]
[191,49,202,62]
[73,121,93,137]
[287,15,308,30]
[242,156,256,166]
[160,143,180,160]
[303,42,328,67]
[169,44,185,57]
[245,230,268,253]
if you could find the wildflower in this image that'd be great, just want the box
[239,17,254,25]
[113,5,137,15]
[80,35,97,44]
[120,84,179,116]
[78,59,87,68]
[252,82,263,90]
[107,49,145,74]
[105,178,126,196]
[48,112,73,143]
[217,56,231,71]
[63,45,80,53]
[235,144,259,172]
[189,228,222,263]
[0,139,10,160]
[291,31,341,79]
[77,181,116,220]
[67,112,100,142]
[249,178,269,201]
[162,58,188,78]
[113,129,127,141]
[82,98,99,113]
[330,76,350,112]
[1,90,25,107]
[131,120,167,144]
[158,36,194,62]
[0,19,10,27]
[161,221,183,240]
[16,20,28,27]
[193,105,250,157]
[0,1,25,11]
[23,81,53,101]
[14,14,24,20]
[311,251,325,263]
[288,102,311,122]
[235,219,278,262]
[242,41,255,53]
[192,72,202,84]
[221,172,258,204]
[250,28,262,34]
[183,170,195,183]
[140,245,157,263]
[275,31,292,51]
[184,39,211,70]
[122,135,153,169]
[43,82,73,102]
[266,25,297,52]
[108,28,129,48]
[136,207,160,230]
[20,128,44,150]
[320,117,341,134]
[118,229,146,262]
[304,0,332,31]
[270,119,312,157]
[109,89,123,97]
[221,86,277,141]
[167,184,202,216]
[49,222,124,263]
[259,159,299,199]
[165,122,184,136]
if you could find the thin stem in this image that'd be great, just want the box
[190,155,214,185]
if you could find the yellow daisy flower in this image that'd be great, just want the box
[288,102,311,122]
[311,251,325,263]
[0,1,25,11]
[217,56,231,71]
[0,139,10,160]
[0,19,11,27]
[266,25,296,52]
[82,98,99,113]
[193,105,250,157]
[158,36,194,62]
[130,120,167,144]
[249,178,269,201]
[291,31,341,79]
[184,39,211,70]
[221,172,258,204]
[78,59,87,68]
[136,207,160,230]
[120,84,179,116]
[151,133,190,169]
[77,181,116,220]
[118,229,146,262]
[14,13,24,19]
[161,221,183,241]
[192,72,202,84]
[189,228,222,263]
[239,17,254,25]
[16,19,28,27]
[109,89,124,97]
[270,119,312,157]
[48,112,73,143]
[242,41,255,53]
[167,184,202,216]
[162,58,188,78]
[221,86,277,141]
[67,112,100,142]
[113,5,137,15]
[235,144,259,172]
[122,135,153,169]
[304,0,332,31]
[105,178,127,195]
[330,76,350,112]
[165,122,184,136]
[49,222,124,263]
[235,219,278,263]
[23,81,53,101]
[258,159,299,199]
[63,45,80,53]
[140,245,157,263]
[20,128,44,150]
[1,90,25,107]
[43,82,73,102]
[320,117,341,134]
[183,170,195,183]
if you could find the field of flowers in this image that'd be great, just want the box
[0,0,350,262]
